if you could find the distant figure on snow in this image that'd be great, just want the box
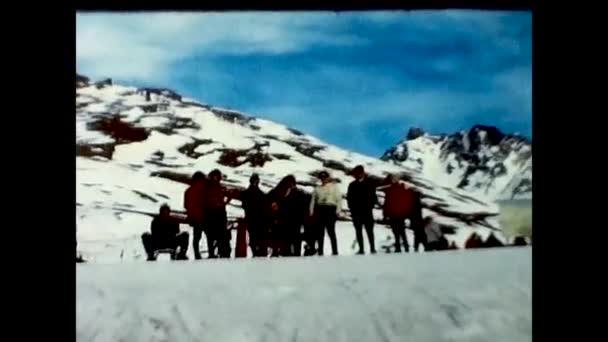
[410,190,426,252]
[310,171,343,256]
[141,204,189,261]
[347,165,378,255]
[381,174,416,253]
[483,233,505,248]
[464,232,484,249]
[513,236,528,246]
[204,169,233,258]
[184,171,206,260]
[240,173,268,257]
[76,240,85,263]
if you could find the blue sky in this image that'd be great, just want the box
[76,11,531,157]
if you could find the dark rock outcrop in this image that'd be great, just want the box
[406,127,425,140]
[217,147,273,168]
[76,143,115,160]
[288,128,304,136]
[95,78,113,89]
[138,88,182,102]
[76,74,90,88]
[177,139,214,159]
[87,115,149,144]
[211,108,254,126]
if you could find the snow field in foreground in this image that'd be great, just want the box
[77,247,531,342]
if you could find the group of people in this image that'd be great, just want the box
[140,165,504,261]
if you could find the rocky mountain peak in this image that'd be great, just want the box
[382,124,532,201]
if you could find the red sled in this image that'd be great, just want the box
[235,219,248,258]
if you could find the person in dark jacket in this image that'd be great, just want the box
[241,173,268,257]
[381,174,416,253]
[347,165,378,254]
[267,177,288,256]
[205,169,232,258]
[301,192,317,256]
[267,175,303,256]
[141,204,189,261]
[277,176,307,256]
[184,171,206,260]
[410,190,426,252]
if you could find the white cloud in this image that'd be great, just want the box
[75,11,531,151]
[76,12,367,82]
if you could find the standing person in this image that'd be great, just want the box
[410,190,427,252]
[184,171,206,260]
[381,174,415,253]
[267,201,281,257]
[310,171,343,256]
[278,176,307,256]
[267,175,301,256]
[423,216,444,252]
[347,165,378,255]
[301,192,317,256]
[141,204,189,261]
[205,169,232,258]
[267,178,287,257]
[241,173,268,257]
[76,240,85,263]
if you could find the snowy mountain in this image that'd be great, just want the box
[381,126,532,201]
[76,75,506,262]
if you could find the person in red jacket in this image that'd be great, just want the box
[184,171,206,260]
[464,232,483,249]
[205,169,233,258]
[381,174,416,253]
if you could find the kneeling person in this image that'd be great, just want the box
[141,204,189,261]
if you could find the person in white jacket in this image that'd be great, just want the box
[309,171,343,255]
[423,216,446,251]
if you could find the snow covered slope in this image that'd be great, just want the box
[76,75,508,262]
[77,247,532,342]
[381,126,532,201]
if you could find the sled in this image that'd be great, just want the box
[154,248,176,260]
